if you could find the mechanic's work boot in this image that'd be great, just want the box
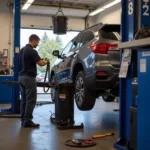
[23,121,40,128]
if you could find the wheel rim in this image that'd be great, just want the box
[75,76,84,106]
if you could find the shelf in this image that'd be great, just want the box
[0,64,7,67]
[118,37,150,50]
[0,75,12,76]
[0,56,7,58]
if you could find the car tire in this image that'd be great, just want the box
[102,94,115,102]
[75,71,96,111]
[51,76,56,102]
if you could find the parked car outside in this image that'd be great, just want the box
[50,23,120,111]
[36,73,46,82]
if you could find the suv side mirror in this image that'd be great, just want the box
[52,50,60,57]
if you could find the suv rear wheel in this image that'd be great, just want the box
[75,71,96,111]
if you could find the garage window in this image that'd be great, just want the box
[21,29,79,50]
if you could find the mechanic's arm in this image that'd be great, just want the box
[33,50,48,66]
[37,59,48,66]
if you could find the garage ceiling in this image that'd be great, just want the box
[21,0,108,9]
[21,0,109,18]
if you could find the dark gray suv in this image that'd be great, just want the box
[51,23,120,111]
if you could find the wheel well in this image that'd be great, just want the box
[73,63,84,82]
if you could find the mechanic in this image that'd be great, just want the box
[19,34,48,128]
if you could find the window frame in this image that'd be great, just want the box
[61,39,75,56]
[70,34,84,51]
[82,31,95,45]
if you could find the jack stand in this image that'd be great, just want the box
[51,83,84,130]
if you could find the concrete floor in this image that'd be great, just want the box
[0,96,119,150]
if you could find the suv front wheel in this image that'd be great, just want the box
[75,71,96,111]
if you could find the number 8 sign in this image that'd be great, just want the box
[128,1,134,15]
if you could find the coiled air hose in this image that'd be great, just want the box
[43,58,50,93]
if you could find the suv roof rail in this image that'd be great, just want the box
[79,23,103,33]
[86,22,103,30]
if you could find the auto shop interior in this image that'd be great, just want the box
[0,0,150,150]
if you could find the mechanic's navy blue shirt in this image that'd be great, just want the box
[19,44,41,77]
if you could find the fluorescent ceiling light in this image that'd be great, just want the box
[22,0,34,10]
[89,8,105,16]
[22,3,31,10]
[103,0,121,9]
[89,0,121,16]
[27,0,34,3]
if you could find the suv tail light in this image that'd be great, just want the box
[96,71,108,80]
[90,43,118,54]
[96,71,108,76]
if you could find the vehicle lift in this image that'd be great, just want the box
[115,0,150,150]
[1,0,83,130]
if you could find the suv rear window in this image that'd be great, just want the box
[99,25,120,41]
[100,30,120,40]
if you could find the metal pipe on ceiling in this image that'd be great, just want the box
[72,0,81,6]
[28,0,92,9]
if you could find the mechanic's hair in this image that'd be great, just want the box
[29,34,40,42]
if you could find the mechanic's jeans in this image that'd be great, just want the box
[18,75,37,123]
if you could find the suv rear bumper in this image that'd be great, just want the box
[85,65,119,92]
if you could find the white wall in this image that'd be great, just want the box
[0,0,13,66]
[95,3,121,24]
[0,12,10,51]
[88,16,97,27]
